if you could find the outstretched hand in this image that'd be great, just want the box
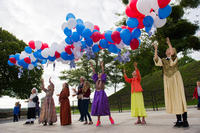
[134,62,137,68]
[49,77,52,83]
[123,69,126,74]
[100,61,104,67]
[166,37,170,45]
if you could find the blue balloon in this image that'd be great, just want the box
[71,32,80,42]
[126,17,139,28]
[64,27,72,36]
[8,60,14,66]
[85,38,93,47]
[18,59,28,68]
[24,46,32,54]
[76,24,85,34]
[105,30,114,43]
[81,41,87,49]
[116,27,122,32]
[15,53,20,61]
[82,28,92,38]
[66,13,75,21]
[33,51,39,58]
[158,5,172,19]
[92,44,100,53]
[9,55,15,58]
[68,54,75,60]
[143,16,154,27]
[76,18,84,24]
[41,59,47,64]
[120,29,131,44]
[65,37,73,44]
[108,44,120,54]
[145,26,152,33]
[48,56,56,62]
[132,28,141,39]
[32,62,38,67]
[37,51,45,60]
[61,52,70,60]
[99,39,109,48]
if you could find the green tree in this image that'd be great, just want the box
[0,28,43,99]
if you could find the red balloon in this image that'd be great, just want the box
[91,32,101,43]
[125,5,145,18]
[9,57,16,64]
[65,46,72,55]
[94,25,100,31]
[158,0,171,8]
[41,43,49,50]
[101,33,105,39]
[24,57,31,64]
[28,40,35,49]
[121,25,127,29]
[111,31,121,44]
[130,39,139,50]
[55,51,60,58]
[137,17,145,29]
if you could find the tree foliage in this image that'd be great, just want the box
[0,28,43,99]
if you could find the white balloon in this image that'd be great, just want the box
[56,44,65,53]
[51,42,58,49]
[84,21,94,31]
[154,16,167,28]
[49,48,55,57]
[30,54,36,62]
[136,0,152,15]
[67,18,77,29]
[117,41,125,49]
[20,51,28,60]
[28,64,34,70]
[35,40,42,50]
[41,48,49,58]
[150,0,159,10]
[61,22,68,31]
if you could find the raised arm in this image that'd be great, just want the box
[153,42,158,61]
[41,79,47,92]
[166,37,175,56]
[90,62,96,74]
[100,61,104,74]
[49,77,55,91]
[123,69,132,83]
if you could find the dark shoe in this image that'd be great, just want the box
[49,122,53,125]
[43,122,47,126]
[24,121,31,125]
[183,121,189,128]
[30,121,34,124]
[174,121,183,128]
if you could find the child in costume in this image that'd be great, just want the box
[123,62,147,125]
[90,61,114,127]
[153,37,189,128]
[192,81,200,110]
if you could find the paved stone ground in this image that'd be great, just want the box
[0,108,200,133]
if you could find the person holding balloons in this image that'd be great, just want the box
[90,61,114,127]
[153,37,189,128]
[123,62,147,125]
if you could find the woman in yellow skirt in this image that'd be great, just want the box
[153,37,189,128]
[123,62,147,125]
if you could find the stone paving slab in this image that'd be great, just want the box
[0,108,200,133]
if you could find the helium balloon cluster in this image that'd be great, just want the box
[8,0,172,69]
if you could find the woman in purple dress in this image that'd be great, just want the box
[90,61,114,127]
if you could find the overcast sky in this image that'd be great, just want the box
[0,0,199,108]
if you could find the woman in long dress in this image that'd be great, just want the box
[58,83,71,126]
[153,37,189,128]
[90,61,114,127]
[39,78,57,126]
[123,62,147,125]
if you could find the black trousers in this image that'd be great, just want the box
[27,107,36,120]
[82,99,92,122]
[13,114,18,122]
[78,99,84,121]
[198,96,200,108]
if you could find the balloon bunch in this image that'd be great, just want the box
[8,0,172,69]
